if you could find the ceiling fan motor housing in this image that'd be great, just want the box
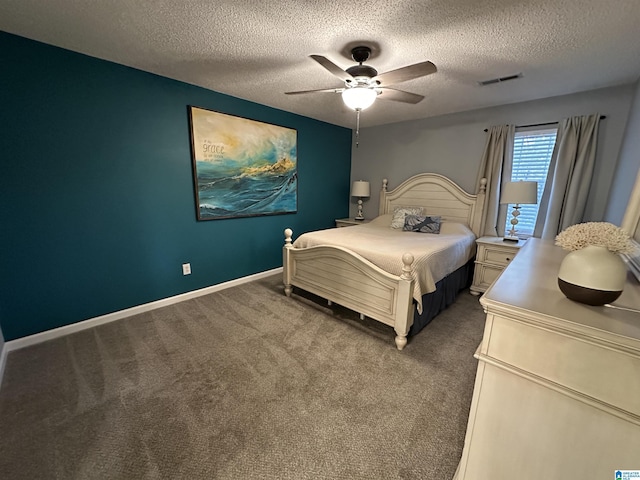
[346,65,378,80]
[346,46,378,81]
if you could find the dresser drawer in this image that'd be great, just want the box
[482,247,517,266]
[474,264,503,290]
[484,313,640,417]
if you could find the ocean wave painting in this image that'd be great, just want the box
[188,106,297,220]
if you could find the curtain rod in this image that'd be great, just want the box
[483,115,606,132]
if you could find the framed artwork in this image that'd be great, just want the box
[188,106,297,220]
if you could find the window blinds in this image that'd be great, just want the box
[506,128,557,236]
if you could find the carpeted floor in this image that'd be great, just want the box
[0,274,485,479]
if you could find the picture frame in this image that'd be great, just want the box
[188,106,297,220]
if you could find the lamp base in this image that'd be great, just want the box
[355,199,365,220]
[505,212,520,242]
[354,216,365,221]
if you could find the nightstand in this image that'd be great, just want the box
[470,236,527,295]
[335,218,371,227]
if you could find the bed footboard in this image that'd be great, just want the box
[283,228,415,350]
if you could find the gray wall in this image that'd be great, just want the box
[605,79,640,225]
[350,85,635,222]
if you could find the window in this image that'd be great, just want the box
[504,127,557,236]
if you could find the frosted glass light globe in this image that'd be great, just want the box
[342,87,377,110]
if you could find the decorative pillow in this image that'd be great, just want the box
[403,215,442,234]
[390,206,424,229]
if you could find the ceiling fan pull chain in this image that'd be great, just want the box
[355,108,361,148]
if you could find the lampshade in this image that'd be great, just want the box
[500,181,538,205]
[342,88,377,111]
[351,180,370,198]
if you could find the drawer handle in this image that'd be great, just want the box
[506,257,511,262]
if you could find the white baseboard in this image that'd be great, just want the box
[0,341,6,389]
[0,267,283,387]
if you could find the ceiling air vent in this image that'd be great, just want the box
[478,73,523,86]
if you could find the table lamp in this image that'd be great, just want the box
[500,180,538,241]
[351,180,370,220]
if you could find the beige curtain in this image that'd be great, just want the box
[534,114,600,239]
[476,125,515,236]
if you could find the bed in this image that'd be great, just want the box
[283,173,487,350]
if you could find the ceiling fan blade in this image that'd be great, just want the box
[377,88,424,104]
[310,55,354,82]
[374,61,437,86]
[285,87,343,95]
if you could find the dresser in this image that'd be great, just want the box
[470,236,526,295]
[456,239,640,479]
[334,218,370,227]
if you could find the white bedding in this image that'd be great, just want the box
[292,214,476,313]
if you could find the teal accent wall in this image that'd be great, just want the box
[0,32,352,341]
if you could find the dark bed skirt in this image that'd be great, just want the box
[409,258,475,336]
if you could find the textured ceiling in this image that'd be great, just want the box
[1,0,639,128]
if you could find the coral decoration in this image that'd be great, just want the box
[555,222,633,254]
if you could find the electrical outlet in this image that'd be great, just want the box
[182,263,191,275]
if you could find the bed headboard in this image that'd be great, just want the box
[379,173,487,237]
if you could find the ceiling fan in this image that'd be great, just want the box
[285,46,437,111]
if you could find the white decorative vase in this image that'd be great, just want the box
[557,245,627,306]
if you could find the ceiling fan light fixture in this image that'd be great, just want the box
[341,87,377,110]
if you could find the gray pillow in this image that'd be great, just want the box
[403,215,441,234]
[391,206,424,229]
